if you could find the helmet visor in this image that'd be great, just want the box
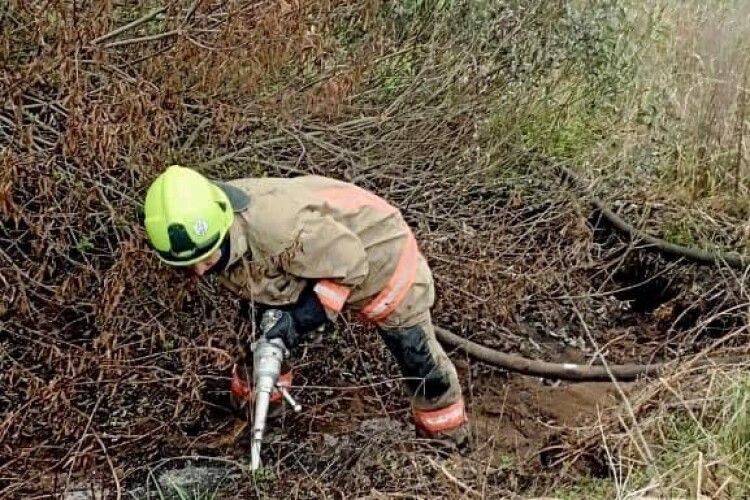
[153,230,222,266]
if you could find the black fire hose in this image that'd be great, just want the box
[435,325,663,382]
[434,165,750,381]
[555,165,750,270]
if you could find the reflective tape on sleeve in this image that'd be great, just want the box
[314,280,351,313]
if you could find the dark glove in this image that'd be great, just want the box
[259,309,300,348]
[254,281,329,345]
[288,281,329,333]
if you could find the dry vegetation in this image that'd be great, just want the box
[1,0,750,498]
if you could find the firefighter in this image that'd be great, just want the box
[142,165,469,446]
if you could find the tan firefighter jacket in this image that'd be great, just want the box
[216,175,433,328]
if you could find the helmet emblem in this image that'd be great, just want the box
[194,219,209,236]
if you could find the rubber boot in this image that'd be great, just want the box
[378,324,469,449]
[413,398,471,451]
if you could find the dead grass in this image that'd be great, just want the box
[2,0,750,498]
[560,361,750,499]
[567,0,750,252]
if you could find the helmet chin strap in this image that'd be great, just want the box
[204,237,232,275]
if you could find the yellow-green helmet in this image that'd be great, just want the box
[143,165,236,266]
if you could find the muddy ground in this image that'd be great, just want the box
[94,358,630,498]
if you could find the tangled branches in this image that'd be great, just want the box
[1,1,749,497]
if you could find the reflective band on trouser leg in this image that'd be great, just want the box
[413,398,468,435]
[362,233,420,322]
[313,280,351,313]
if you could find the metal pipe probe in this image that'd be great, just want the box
[249,337,302,471]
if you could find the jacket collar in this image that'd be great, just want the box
[225,215,250,269]
[213,181,250,212]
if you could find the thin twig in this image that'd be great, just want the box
[92,6,167,45]
[102,29,180,49]
[569,299,655,466]
[425,457,481,498]
[93,431,122,500]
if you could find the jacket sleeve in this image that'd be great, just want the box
[223,259,309,307]
[284,212,369,317]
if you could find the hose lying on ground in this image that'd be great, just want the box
[555,165,750,270]
[435,325,663,381]
[433,168,750,382]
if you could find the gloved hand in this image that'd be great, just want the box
[259,309,300,349]
[253,281,329,349]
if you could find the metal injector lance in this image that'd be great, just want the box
[249,314,302,471]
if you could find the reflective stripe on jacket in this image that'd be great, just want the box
[219,176,426,323]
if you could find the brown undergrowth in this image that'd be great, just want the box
[1,1,749,498]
